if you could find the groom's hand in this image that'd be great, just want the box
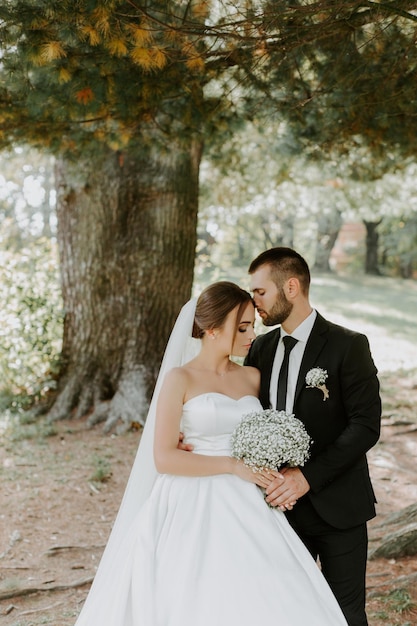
[177,432,194,452]
[264,468,310,510]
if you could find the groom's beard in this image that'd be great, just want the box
[262,288,293,326]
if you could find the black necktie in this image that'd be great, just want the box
[276,336,298,411]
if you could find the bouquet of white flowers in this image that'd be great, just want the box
[231,409,312,471]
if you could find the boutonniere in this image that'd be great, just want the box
[305,367,329,401]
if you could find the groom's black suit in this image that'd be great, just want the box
[245,312,381,625]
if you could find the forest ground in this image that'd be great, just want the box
[1,273,417,626]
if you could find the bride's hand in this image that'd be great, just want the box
[232,460,273,488]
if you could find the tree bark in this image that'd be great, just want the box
[313,210,343,272]
[364,219,382,275]
[50,138,202,430]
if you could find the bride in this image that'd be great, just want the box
[73,281,347,626]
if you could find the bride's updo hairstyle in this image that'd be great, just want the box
[192,281,253,339]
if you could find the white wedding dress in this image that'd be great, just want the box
[75,392,347,626]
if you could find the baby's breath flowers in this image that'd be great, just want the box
[305,367,329,401]
[231,409,312,472]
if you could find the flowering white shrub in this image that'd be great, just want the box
[0,239,63,408]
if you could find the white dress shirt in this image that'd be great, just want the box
[269,309,317,412]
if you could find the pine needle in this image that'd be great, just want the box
[186,56,205,72]
[151,47,167,70]
[58,68,72,83]
[129,23,153,46]
[80,25,101,46]
[130,47,153,70]
[40,42,67,63]
[107,38,128,57]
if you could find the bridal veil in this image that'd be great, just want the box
[74,298,199,624]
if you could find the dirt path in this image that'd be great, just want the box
[1,370,417,625]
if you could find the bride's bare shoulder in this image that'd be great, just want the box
[238,364,260,393]
[164,366,190,385]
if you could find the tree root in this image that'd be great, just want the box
[17,599,64,616]
[44,544,104,556]
[0,576,94,601]
[367,571,417,593]
[47,367,149,432]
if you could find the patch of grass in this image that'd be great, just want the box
[369,588,416,624]
[4,413,58,443]
[18,410,38,425]
[89,455,112,483]
[370,609,389,620]
[384,588,415,614]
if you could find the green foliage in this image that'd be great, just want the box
[0,238,63,409]
[198,113,417,279]
[3,1,417,159]
[266,12,417,157]
[0,0,209,154]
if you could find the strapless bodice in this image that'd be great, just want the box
[180,392,262,455]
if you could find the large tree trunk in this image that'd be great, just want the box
[50,138,202,431]
[364,219,382,275]
[313,210,343,272]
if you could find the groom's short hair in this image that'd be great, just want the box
[249,247,311,295]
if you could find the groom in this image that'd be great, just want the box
[245,247,381,626]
